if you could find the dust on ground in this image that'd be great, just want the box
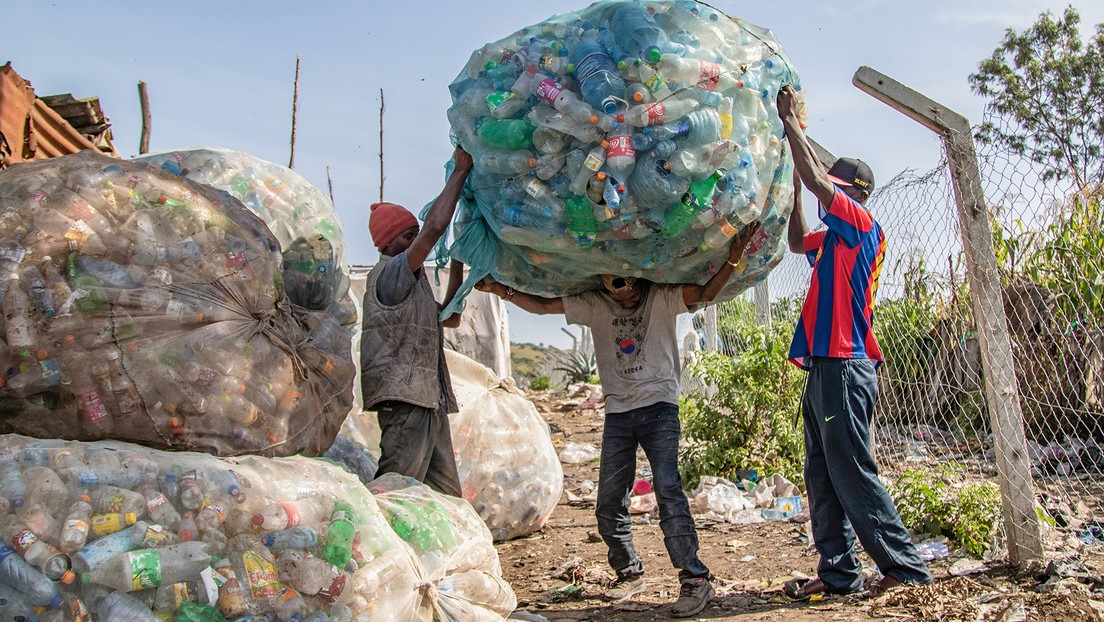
[495,384,1104,621]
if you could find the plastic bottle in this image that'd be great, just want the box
[603,175,626,209]
[0,543,63,607]
[261,526,319,550]
[59,495,94,553]
[251,498,332,532]
[564,195,598,248]
[90,512,138,537]
[657,54,738,91]
[700,215,742,251]
[0,582,42,621]
[717,97,735,140]
[129,522,178,549]
[21,265,55,318]
[663,168,726,238]
[71,525,139,574]
[635,62,673,101]
[322,502,357,569]
[229,544,280,615]
[18,504,62,549]
[211,557,248,618]
[177,473,209,512]
[195,498,229,533]
[140,485,182,531]
[276,549,340,596]
[628,156,690,211]
[85,583,161,622]
[275,585,308,621]
[624,98,700,127]
[534,153,567,180]
[570,35,626,109]
[532,126,570,155]
[477,119,535,150]
[485,90,526,120]
[666,139,738,178]
[88,485,145,517]
[4,526,75,584]
[0,242,26,302]
[605,121,637,183]
[4,358,63,397]
[0,461,26,509]
[69,370,113,440]
[155,583,216,615]
[568,145,607,196]
[21,466,68,515]
[4,273,35,350]
[610,3,668,63]
[178,512,198,542]
[481,150,536,175]
[525,105,602,143]
[81,540,211,592]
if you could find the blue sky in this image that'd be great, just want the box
[5,1,1101,349]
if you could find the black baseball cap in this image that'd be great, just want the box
[827,157,875,193]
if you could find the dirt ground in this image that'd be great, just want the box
[495,385,1104,621]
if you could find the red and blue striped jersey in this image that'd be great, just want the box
[788,188,886,369]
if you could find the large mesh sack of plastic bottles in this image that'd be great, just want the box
[445,0,800,300]
[133,148,358,336]
[0,434,520,622]
[445,350,561,542]
[368,473,517,620]
[0,151,355,456]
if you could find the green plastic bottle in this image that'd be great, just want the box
[477,119,536,150]
[65,240,110,316]
[174,601,226,622]
[322,501,357,569]
[661,168,725,238]
[564,195,598,247]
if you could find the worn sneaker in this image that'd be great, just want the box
[671,577,714,618]
[605,575,646,601]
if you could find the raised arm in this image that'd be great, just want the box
[683,221,761,306]
[476,279,565,315]
[440,258,466,328]
[406,147,474,272]
[787,164,808,254]
[777,87,835,208]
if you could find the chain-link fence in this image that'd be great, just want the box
[700,107,1103,560]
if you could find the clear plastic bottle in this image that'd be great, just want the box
[569,144,607,196]
[178,512,198,543]
[21,265,56,318]
[90,511,138,537]
[69,369,113,440]
[525,105,602,143]
[0,543,63,607]
[4,357,63,397]
[275,549,340,596]
[628,156,689,211]
[531,126,570,155]
[274,585,308,621]
[212,557,249,618]
[140,484,182,531]
[481,150,536,175]
[85,583,162,622]
[195,498,229,533]
[477,119,535,151]
[59,495,94,553]
[624,98,700,127]
[0,461,26,509]
[699,215,742,251]
[0,582,42,621]
[261,526,319,550]
[570,35,626,109]
[4,525,75,584]
[71,525,139,574]
[666,139,738,178]
[21,466,69,515]
[81,540,211,592]
[534,152,567,180]
[251,498,332,532]
[610,3,668,63]
[4,273,35,350]
[88,484,145,517]
[657,54,738,91]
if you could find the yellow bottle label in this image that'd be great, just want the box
[719,113,733,140]
[242,551,280,600]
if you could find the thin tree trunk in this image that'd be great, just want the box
[289,55,300,169]
[379,88,385,202]
[326,165,335,206]
[137,81,151,154]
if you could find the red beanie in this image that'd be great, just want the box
[369,202,418,251]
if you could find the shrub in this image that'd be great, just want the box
[679,313,805,491]
[889,463,1003,557]
[529,375,551,391]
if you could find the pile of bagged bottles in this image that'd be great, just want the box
[444,351,563,542]
[0,435,516,621]
[0,151,354,456]
[133,148,357,336]
[446,0,801,298]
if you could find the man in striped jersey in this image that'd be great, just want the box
[777,86,931,601]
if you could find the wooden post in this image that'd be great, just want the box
[852,65,1043,565]
[137,81,151,155]
[379,88,386,202]
[289,55,300,169]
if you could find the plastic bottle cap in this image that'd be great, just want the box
[631,92,644,102]
[125,513,137,524]
[80,572,91,584]
[263,534,275,546]
[596,172,607,181]
[61,570,76,584]
[251,514,265,526]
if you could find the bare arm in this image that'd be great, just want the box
[406,147,474,272]
[475,279,565,315]
[777,87,835,208]
[787,164,808,254]
[440,258,465,328]
[683,221,761,306]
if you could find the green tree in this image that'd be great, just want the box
[969,6,1104,192]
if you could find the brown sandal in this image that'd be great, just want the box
[865,575,905,598]
[783,577,828,600]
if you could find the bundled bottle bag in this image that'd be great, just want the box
[133,148,357,336]
[444,0,802,306]
[334,350,562,543]
[369,473,517,620]
[0,151,354,456]
[0,435,443,621]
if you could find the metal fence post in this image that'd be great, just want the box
[852,66,1043,565]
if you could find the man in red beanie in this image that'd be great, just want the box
[359,146,473,496]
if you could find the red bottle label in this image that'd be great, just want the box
[606,135,635,159]
[535,78,562,105]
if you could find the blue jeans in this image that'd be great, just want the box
[596,402,710,582]
[803,358,932,592]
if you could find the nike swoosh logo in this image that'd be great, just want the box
[824,416,836,423]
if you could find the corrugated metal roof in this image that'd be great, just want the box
[0,62,115,169]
